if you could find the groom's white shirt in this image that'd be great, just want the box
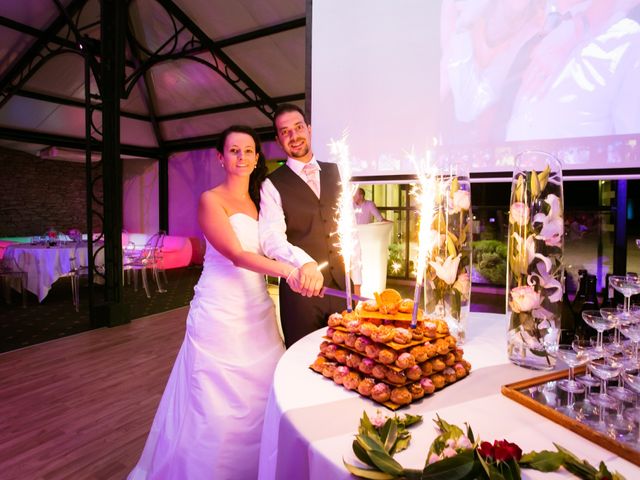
[259,156,362,284]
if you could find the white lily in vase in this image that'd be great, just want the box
[533,194,563,247]
[507,154,564,370]
[429,254,461,286]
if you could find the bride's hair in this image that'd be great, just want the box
[217,125,267,211]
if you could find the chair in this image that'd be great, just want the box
[62,240,89,312]
[0,257,28,308]
[123,231,167,298]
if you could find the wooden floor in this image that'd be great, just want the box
[0,306,187,480]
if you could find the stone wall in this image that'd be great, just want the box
[0,147,96,237]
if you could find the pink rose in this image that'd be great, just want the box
[509,285,542,313]
[442,447,457,458]
[509,202,530,225]
[452,189,471,212]
[453,272,471,298]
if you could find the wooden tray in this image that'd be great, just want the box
[356,307,424,321]
[502,368,640,467]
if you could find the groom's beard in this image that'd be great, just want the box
[287,138,310,159]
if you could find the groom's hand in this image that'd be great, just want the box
[299,262,324,297]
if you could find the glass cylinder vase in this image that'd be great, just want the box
[423,172,472,344]
[506,151,564,370]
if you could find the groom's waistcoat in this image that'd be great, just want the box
[268,161,346,289]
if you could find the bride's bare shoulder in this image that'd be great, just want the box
[199,187,226,211]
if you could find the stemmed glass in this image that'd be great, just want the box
[600,307,624,354]
[581,310,616,357]
[606,314,640,404]
[620,319,640,372]
[572,336,600,390]
[589,358,622,432]
[554,344,588,393]
[610,274,640,318]
[623,373,640,446]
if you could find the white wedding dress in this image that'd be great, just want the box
[129,214,285,480]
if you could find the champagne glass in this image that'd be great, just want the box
[589,358,623,432]
[581,310,616,356]
[572,336,600,390]
[623,373,640,446]
[589,359,622,408]
[620,320,640,372]
[554,344,588,393]
[604,317,640,404]
[610,275,640,316]
[600,307,624,354]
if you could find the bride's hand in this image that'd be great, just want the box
[285,267,302,293]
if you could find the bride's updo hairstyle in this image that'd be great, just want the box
[217,125,268,210]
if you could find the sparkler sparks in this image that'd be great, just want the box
[407,150,438,328]
[329,132,358,312]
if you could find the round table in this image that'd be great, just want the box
[258,312,638,479]
[3,242,96,302]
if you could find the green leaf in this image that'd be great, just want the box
[357,433,387,454]
[538,164,550,192]
[380,420,392,446]
[434,415,465,438]
[422,449,479,480]
[343,459,395,480]
[368,449,405,476]
[383,420,398,453]
[451,176,460,195]
[596,461,613,480]
[520,450,563,472]
[465,424,475,444]
[398,414,423,429]
[393,436,411,455]
[361,412,378,437]
[488,464,507,480]
[477,450,491,477]
[452,290,461,320]
[529,348,550,357]
[353,439,376,468]
[530,170,540,198]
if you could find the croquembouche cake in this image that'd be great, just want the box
[310,289,472,409]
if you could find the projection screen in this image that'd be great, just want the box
[311,0,640,180]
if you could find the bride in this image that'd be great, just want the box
[128,125,323,479]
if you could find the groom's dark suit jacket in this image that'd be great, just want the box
[269,161,349,347]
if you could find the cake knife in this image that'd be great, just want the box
[320,286,372,303]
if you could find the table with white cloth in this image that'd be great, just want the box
[3,242,97,302]
[258,312,639,479]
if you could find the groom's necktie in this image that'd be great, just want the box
[302,163,320,198]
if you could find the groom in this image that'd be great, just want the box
[259,104,362,347]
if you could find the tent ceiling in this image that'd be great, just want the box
[0,0,306,160]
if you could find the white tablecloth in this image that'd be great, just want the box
[258,312,638,479]
[3,243,93,302]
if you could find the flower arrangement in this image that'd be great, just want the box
[507,153,564,370]
[46,228,58,239]
[422,175,472,343]
[345,411,625,479]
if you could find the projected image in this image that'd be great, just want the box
[440,0,640,145]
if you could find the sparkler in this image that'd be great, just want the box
[408,151,438,328]
[329,132,357,312]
